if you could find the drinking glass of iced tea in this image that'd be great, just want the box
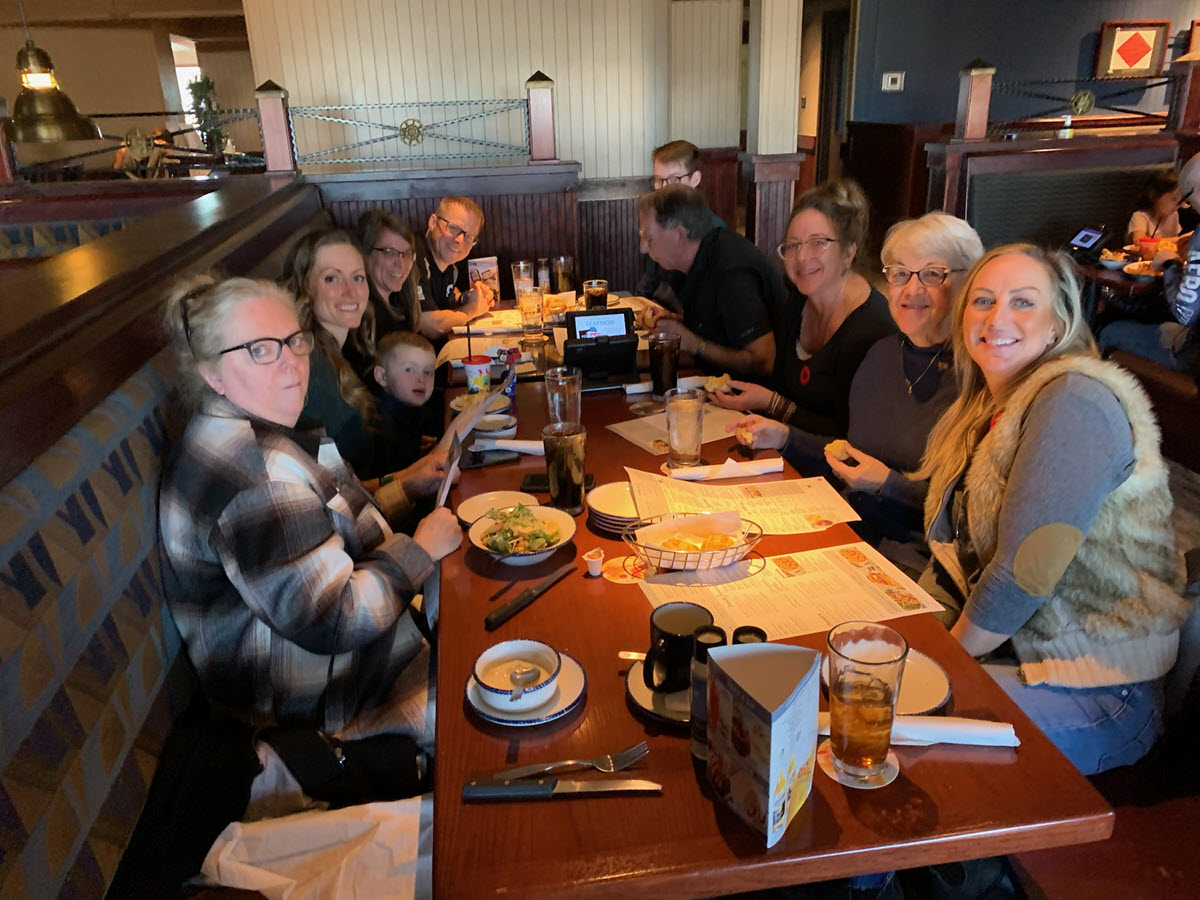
[826,621,907,788]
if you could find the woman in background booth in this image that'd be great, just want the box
[730,213,983,572]
[1128,168,1183,244]
[356,210,422,356]
[158,274,462,737]
[710,178,896,436]
[919,244,1188,774]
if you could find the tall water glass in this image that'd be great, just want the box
[542,423,586,515]
[664,388,704,467]
[518,286,544,340]
[511,259,534,296]
[545,366,582,425]
[826,621,907,787]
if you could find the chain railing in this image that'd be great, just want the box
[13,108,264,179]
[987,72,1182,135]
[287,98,529,168]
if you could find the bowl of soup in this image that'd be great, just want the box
[472,639,562,712]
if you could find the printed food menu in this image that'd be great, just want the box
[707,643,819,847]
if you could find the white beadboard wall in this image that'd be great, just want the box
[752,0,802,155]
[196,47,263,152]
[242,0,681,178]
[668,0,741,149]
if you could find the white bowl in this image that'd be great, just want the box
[456,490,538,527]
[468,504,577,566]
[473,639,562,712]
[1097,256,1129,270]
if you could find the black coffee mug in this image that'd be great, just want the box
[644,601,714,693]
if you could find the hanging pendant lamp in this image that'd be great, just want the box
[6,0,99,142]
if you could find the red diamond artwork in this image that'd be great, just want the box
[1115,30,1153,69]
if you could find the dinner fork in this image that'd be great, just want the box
[484,741,649,782]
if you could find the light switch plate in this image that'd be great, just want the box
[882,71,905,92]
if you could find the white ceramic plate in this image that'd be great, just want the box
[822,648,951,716]
[449,393,511,414]
[474,414,518,433]
[1123,260,1157,281]
[1097,256,1129,269]
[587,481,638,519]
[466,653,586,726]
[625,660,690,726]
[468,504,577,565]
[456,490,539,527]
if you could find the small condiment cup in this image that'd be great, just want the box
[584,547,605,576]
[472,639,561,712]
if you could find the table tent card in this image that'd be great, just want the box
[707,643,819,848]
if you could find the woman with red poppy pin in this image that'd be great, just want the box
[710,179,895,436]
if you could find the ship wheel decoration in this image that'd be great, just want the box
[399,118,425,145]
[1069,89,1096,116]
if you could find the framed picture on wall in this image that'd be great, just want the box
[1096,20,1171,77]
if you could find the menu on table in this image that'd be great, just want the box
[606,405,745,455]
[625,467,859,535]
[707,643,819,848]
[638,540,943,640]
[450,309,523,334]
[435,336,524,368]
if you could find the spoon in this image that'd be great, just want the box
[508,664,540,702]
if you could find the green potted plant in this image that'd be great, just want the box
[187,74,224,154]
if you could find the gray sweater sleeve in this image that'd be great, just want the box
[878,469,926,511]
[964,374,1135,636]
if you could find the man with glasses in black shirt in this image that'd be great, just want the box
[416,195,494,341]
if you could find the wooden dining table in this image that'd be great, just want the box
[433,381,1113,899]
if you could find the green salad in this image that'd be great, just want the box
[481,504,561,554]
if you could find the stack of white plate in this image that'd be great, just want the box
[471,413,518,440]
[586,481,639,534]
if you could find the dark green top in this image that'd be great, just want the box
[302,351,377,477]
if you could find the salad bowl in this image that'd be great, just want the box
[467,504,577,566]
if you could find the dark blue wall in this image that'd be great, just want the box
[853,0,1200,124]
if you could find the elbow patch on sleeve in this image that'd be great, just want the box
[1012,523,1084,596]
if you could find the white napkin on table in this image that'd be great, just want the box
[622,374,708,395]
[817,713,1020,747]
[668,457,784,481]
[468,439,544,456]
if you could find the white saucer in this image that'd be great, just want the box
[816,739,899,789]
[450,393,512,414]
[625,660,690,726]
[466,653,586,726]
[456,490,539,527]
[474,414,518,435]
[821,648,951,716]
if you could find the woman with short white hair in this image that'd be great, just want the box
[729,213,983,570]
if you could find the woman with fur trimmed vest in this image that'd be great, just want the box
[919,244,1189,774]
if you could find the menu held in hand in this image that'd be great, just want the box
[707,643,820,847]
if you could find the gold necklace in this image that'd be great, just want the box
[903,340,945,395]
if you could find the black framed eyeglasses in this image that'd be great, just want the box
[882,265,962,287]
[219,329,314,365]
[372,246,414,260]
[777,237,839,259]
[435,215,478,245]
[651,172,696,189]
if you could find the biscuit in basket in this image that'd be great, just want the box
[700,534,738,551]
[661,537,701,552]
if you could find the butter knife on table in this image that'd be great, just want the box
[462,776,662,801]
[484,563,576,631]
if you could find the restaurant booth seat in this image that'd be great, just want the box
[1106,349,1200,473]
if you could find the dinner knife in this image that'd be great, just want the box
[484,562,576,631]
[462,776,662,802]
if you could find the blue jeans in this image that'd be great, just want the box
[1098,320,1195,371]
[983,662,1163,775]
